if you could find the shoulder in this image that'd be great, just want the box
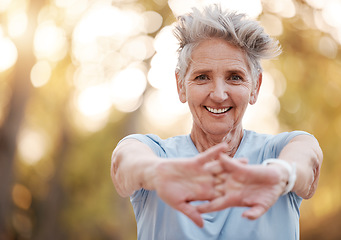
[239,130,312,162]
[119,134,196,158]
[244,130,312,146]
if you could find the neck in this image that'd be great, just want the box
[190,126,244,157]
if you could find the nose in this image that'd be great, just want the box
[210,79,228,103]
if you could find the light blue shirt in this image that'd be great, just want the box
[122,130,310,240]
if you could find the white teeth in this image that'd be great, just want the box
[206,107,230,114]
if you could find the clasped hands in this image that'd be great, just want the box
[154,142,288,228]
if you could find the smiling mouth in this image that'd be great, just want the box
[205,106,232,114]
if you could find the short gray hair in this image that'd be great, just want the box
[173,4,282,83]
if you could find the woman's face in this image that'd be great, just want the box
[177,38,261,138]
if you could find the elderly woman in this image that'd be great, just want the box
[111,5,323,240]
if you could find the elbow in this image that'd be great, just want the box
[301,150,323,199]
[111,151,131,198]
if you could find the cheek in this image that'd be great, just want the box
[231,86,252,104]
[186,85,206,102]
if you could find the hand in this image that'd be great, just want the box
[154,142,227,227]
[197,156,287,220]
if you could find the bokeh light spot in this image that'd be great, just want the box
[111,66,147,112]
[260,14,283,36]
[0,0,11,12]
[12,184,32,210]
[8,10,28,37]
[142,11,163,34]
[0,37,18,72]
[121,35,155,61]
[322,0,341,28]
[77,84,112,117]
[169,0,262,18]
[34,21,68,61]
[318,36,338,59]
[18,128,48,165]
[30,60,52,87]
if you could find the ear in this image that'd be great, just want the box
[176,71,187,103]
[249,73,262,105]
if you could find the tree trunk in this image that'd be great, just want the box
[0,0,44,238]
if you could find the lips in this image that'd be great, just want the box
[205,106,231,114]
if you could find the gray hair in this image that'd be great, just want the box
[173,4,282,84]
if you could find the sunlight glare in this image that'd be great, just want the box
[8,10,28,37]
[0,0,11,12]
[72,5,142,64]
[322,0,341,28]
[305,0,326,9]
[74,82,113,132]
[169,0,262,18]
[73,6,141,44]
[0,37,18,72]
[54,0,77,8]
[18,128,48,165]
[34,21,68,61]
[148,26,178,89]
[143,88,189,127]
[30,60,52,87]
[142,11,163,34]
[111,66,147,112]
[77,84,112,117]
[243,72,280,134]
[264,0,296,18]
[74,110,110,133]
[73,64,104,90]
[211,0,262,18]
[121,35,155,61]
[260,14,283,36]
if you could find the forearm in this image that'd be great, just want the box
[278,135,323,199]
[111,139,160,197]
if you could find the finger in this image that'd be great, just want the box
[220,157,248,173]
[214,184,225,193]
[242,205,266,220]
[219,158,239,173]
[196,142,228,165]
[237,158,249,165]
[216,172,229,181]
[214,176,224,185]
[197,195,231,213]
[203,161,224,175]
[178,202,204,228]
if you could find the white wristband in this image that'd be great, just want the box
[262,159,296,195]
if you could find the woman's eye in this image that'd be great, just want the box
[195,75,209,81]
[230,75,242,81]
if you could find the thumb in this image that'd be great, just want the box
[237,158,249,164]
[178,202,204,228]
[242,205,266,220]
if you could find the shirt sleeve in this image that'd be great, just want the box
[118,134,167,158]
[262,130,313,160]
[117,134,166,206]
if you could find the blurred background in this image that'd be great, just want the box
[0,0,340,239]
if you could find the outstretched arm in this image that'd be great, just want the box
[111,139,228,227]
[278,134,323,199]
[197,134,323,219]
[111,139,159,197]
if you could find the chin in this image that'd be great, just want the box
[205,127,233,136]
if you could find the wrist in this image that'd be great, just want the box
[262,159,297,195]
[141,157,162,191]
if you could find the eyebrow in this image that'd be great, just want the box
[190,67,248,76]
